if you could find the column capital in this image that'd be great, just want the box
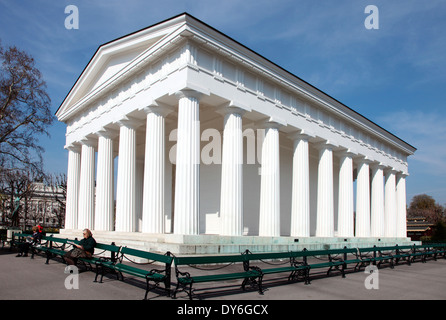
[334,147,357,159]
[174,89,204,101]
[96,127,119,140]
[369,161,386,171]
[115,115,144,130]
[313,139,338,151]
[287,129,315,141]
[384,167,398,175]
[256,116,286,129]
[65,143,81,153]
[141,100,175,117]
[216,100,251,117]
[79,137,97,148]
[353,154,373,165]
[396,171,409,179]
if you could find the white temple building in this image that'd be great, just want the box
[56,13,417,253]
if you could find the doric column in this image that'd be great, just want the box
[259,121,281,237]
[174,90,201,235]
[384,169,397,237]
[94,130,115,231]
[65,145,81,230]
[115,118,139,232]
[370,163,385,237]
[135,159,144,232]
[219,107,245,236]
[396,173,408,238]
[77,140,95,230]
[355,158,371,237]
[290,132,311,237]
[315,142,335,237]
[337,151,355,238]
[141,104,172,234]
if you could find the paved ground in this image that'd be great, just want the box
[1,245,446,302]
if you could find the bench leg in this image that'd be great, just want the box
[258,275,264,295]
[187,283,193,300]
[144,278,150,300]
[172,282,180,299]
[93,264,100,283]
[341,264,346,278]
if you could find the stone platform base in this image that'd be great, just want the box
[58,229,418,256]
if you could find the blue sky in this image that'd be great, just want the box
[1,0,445,206]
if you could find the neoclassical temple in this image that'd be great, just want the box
[56,13,416,251]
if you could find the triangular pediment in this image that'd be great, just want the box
[56,13,188,121]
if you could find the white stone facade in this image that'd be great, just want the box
[56,14,415,240]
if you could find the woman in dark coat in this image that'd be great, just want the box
[64,228,96,265]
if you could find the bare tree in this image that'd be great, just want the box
[0,169,37,227]
[46,173,66,228]
[0,40,53,175]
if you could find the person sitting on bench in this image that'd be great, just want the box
[16,226,42,257]
[64,228,96,265]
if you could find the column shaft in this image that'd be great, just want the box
[316,145,334,237]
[259,125,280,237]
[337,153,354,237]
[142,111,166,233]
[290,136,310,237]
[78,142,95,230]
[220,110,244,236]
[65,147,81,229]
[385,170,397,237]
[174,92,200,235]
[371,165,385,237]
[115,123,137,232]
[356,160,371,237]
[95,134,114,231]
[396,175,407,238]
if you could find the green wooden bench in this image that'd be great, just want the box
[11,232,45,258]
[372,246,398,269]
[67,239,121,281]
[242,250,310,284]
[173,253,263,300]
[348,246,389,270]
[36,236,75,264]
[10,232,29,249]
[302,248,357,282]
[430,243,446,259]
[412,244,440,263]
[393,245,414,266]
[105,247,173,300]
[411,245,432,263]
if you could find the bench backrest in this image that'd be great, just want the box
[120,246,173,264]
[244,251,297,262]
[394,245,414,250]
[374,246,399,252]
[13,233,29,239]
[45,236,70,244]
[303,248,356,257]
[96,242,121,253]
[174,254,247,266]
